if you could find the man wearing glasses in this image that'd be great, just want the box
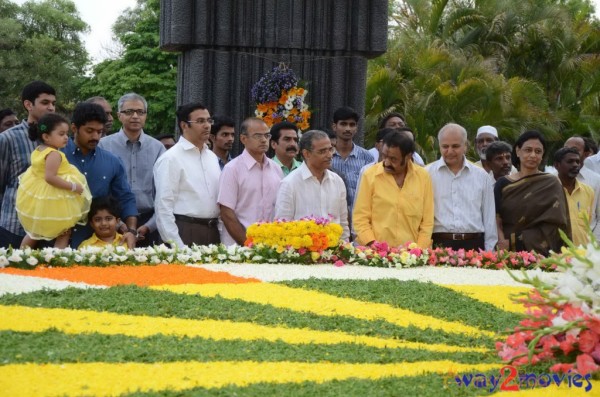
[99,93,165,246]
[275,130,349,241]
[218,117,283,245]
[154,102,221,247]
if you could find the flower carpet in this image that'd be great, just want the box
[0,264,596,396]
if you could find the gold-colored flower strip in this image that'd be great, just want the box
[442,285,531,314]
[0,360,502,397]
[0,305,488,353]
[152,283,495,338]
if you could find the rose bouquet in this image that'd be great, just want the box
[496,231,600,375]
[251,64,311,130]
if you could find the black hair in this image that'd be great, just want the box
[0,108,16,120]
[28,113,68,142]
[88,196,121,223]
[513,130,547,169]
[382,130,415,156]
[553,147,580,164]
[21,81,56,105]
[71,102,108,128]
[583,137,598,155]
[211,115,235,136]
[270,121,298,143]
[485,141,512,161]
[176,102,207,133]
[378,112,406,129]
[325,129,336,140]
[376,127,397,142]
[332,106,359,123]
[155,133,175,141]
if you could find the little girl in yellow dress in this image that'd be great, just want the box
[16,113,92,248]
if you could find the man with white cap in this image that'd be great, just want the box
[474,125,516,177]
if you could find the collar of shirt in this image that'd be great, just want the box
[432,156,473,175]
[298,161,331,182]
[240,149,271,170]
[177,136,210,152]
[115,129,149,145]
[334,142,361,158]
[272,155,301,172]
[85,232,125,246]
[65,138,96,158]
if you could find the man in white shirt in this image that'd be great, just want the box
[275,130,350,241]
[426,123,497,251]
[153,102,221,248]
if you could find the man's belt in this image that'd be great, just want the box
[432,232,483,241]
[174,214,218,228]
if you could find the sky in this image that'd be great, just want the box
[12,0,600,65]
[13,0,137,64]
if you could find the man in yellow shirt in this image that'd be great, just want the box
[353,131,434,248]
[554,147,594,247]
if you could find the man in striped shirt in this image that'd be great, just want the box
[0,81,57,248]
[330,106,374,211]
[426,123,498,251]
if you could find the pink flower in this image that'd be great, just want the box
[591,343,600,363]
[333,260,344,267]
[586,317,600,334]
[559,334,578,355]
[550,363,575,373]
[578,330,599,353]
[576,353,600,374]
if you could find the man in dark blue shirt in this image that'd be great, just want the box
[65,102,138,248]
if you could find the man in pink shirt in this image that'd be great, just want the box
[218,117,283,245]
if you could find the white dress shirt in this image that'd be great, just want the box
[275,162,350,241]
[153,137,221,248]
[426,157,498,250]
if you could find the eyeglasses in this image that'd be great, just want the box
[310,147,335,155]
[187,118,214,125]
[120,109,147,116]
[248,133,271,141]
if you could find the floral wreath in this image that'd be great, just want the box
[251,63,311,131]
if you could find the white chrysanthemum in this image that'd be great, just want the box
[0,256,9,268]
[26,256,38,266]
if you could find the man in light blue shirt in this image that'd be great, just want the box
[98,93,165,246]
[426,123,497,251]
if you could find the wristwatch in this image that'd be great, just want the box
[126,228,139,238]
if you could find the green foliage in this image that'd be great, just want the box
[78,0,177,135]
[0,285,495,347]
[370,0,600,161]
[0,0,89,114]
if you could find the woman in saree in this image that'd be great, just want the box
[494,130,570,255]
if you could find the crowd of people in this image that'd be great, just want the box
[1,80,598,257]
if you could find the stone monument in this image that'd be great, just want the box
[160,0,388,143]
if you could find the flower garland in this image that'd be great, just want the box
[496,232,600,375]
[251,64,311,130]
[0,242,549,271]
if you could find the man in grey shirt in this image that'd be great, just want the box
[98,93,165,246]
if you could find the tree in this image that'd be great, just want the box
[366,0,600,160]
[0,0,89,113]
[79,0,177,135]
